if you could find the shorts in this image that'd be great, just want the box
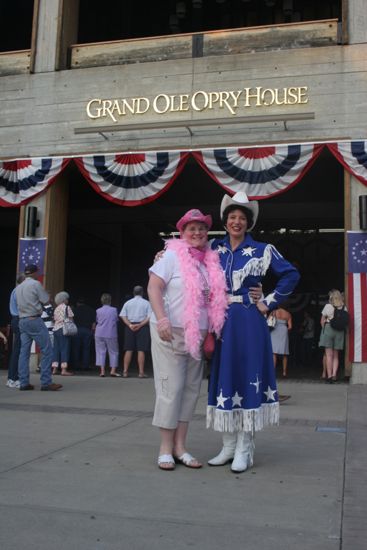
[124,324,151,351]
[319,323,344,351]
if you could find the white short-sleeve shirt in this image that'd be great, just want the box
[149,249,209,330]
[322,303,335,320]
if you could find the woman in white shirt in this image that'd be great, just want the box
[319,289,346,383]
[148,209,227,471]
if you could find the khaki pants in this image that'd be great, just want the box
[150,322,204,429]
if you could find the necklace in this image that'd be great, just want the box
[197,263,210,304]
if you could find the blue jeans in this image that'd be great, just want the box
[71,327,93,369]
[8,316,20,381]
[18,317,53,387]
[52,328,71,364]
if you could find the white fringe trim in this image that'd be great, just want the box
[206,402,280,433]
[232,244,272,291]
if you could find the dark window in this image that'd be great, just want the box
[0,1,34,52]
[78,0,341,44]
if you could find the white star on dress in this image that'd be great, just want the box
[250,375,261,394]
[241,246,256,257]
[217,390,229,408]
[264,292,277,306]
[217,245,228,255]
[264,386,277,402]
[232,392,243,407]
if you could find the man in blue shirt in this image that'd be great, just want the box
[16,264,62,391]
[6,273,25,388]
[120,286,151,378]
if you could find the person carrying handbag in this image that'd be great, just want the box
[52,291,74,376]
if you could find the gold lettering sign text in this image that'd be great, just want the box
[86,86,309,122]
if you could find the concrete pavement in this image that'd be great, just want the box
[0,369,365,550]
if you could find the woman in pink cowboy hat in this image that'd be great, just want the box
[148,209,228,471]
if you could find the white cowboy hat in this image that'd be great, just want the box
[220,191,259,231]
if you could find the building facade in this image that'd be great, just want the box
[1,0,367,381]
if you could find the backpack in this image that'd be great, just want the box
[330,307,349,331]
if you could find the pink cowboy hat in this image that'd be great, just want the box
[176,209,212,233]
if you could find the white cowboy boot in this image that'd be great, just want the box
[231,432,255,473]
[208,433,237,466]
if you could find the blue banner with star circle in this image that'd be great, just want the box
[348,232,367,273]
[19,238,46,276]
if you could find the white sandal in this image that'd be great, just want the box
[174,452,202,469]
[157,454,175,471]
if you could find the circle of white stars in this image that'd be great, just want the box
[351,239,367,265]
[21,245,41,266]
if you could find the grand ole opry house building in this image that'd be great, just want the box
[1,0,367,382]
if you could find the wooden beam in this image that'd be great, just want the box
[29,0,40,73]
[0,51,31,77]
[56,0,80,71]
[71,34,192,69]
[43,175,69,297]
[70,19,338,70]
[344,169,351,377]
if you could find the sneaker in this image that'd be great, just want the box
[13,380,20,388]
[6,379,15,388]
[19,384,35,391]
[40,383,63,391]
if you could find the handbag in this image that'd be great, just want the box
[203,332,216,360]
[266,313,277,330]
[62,306,78,336]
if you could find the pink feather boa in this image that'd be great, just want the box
[166,239,228,359]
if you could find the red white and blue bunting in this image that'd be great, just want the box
[1,142,367,207]
[192,144,323,198]
[0,158,70,207]
[74,152,189,206]
[328,141,367,186]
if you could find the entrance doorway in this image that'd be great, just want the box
[64,147,344,378]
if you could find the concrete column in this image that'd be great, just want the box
[32,0,79,72]
[346,0,367,44]
[32,0,62,73]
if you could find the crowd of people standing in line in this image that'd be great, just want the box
[4,278,153,390]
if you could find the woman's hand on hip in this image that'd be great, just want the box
[257,301,269,315]
[249,284,262,303]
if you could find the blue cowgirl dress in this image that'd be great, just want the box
[207,234,300,433]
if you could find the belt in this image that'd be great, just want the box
[228,295,243,304]
[20,315,41,319]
